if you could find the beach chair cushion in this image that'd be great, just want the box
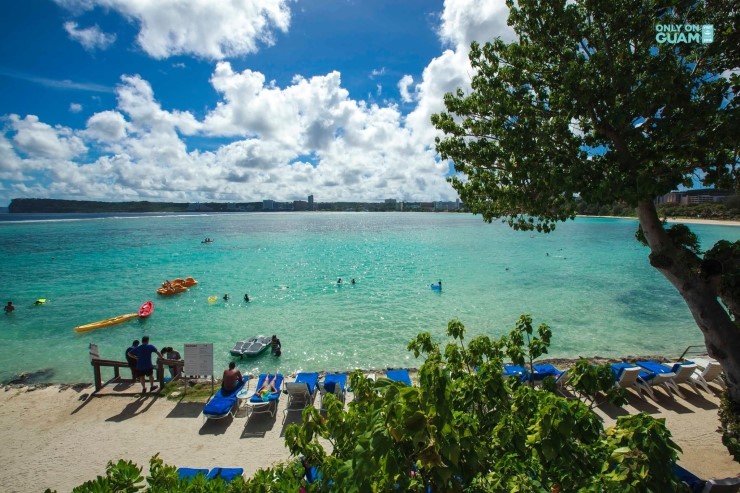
[531,364,563,380]
[177,468,209,480]
[203,380,246,417]
[324,373,347,391]
[206,467,244,483]
[249,374,284,403]
[294,372,319,394]
[386,369,412,386]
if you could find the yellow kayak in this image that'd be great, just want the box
[74,313,138,332]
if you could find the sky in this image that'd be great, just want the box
[0,0,517,206]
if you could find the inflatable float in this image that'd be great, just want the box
[138,300,154,318]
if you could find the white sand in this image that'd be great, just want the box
[0,380,737,492]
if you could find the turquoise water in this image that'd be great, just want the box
[1,212,737,384]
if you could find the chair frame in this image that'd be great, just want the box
[614,366,655,400]
[202,380,248,421]
[283,373,319,422]
[318,374,347,410]
[245,374,283,422]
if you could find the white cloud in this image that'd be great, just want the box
[1,0,523,204]
[398,75,415,103]
[63,22,117,51]
[56,0,292,60]
[69,103,83,113]
[370,67,386,78]
[9,115,87,160]
[437,0,515,48]
[84,110,128,142]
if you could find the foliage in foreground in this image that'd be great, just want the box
[53,317,690,492]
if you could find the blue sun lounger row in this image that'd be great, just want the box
[177,467,244,483]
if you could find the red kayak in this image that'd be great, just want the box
[138,300,154,318]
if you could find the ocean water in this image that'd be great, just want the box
[0,212,737,384]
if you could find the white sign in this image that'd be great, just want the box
[183,343,214,377]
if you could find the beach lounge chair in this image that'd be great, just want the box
[386,368,412,386]
[689,359,726,392]
[611,363,655,400]
[318,373,347,409]
[674,463,740,492]
[635,360,685,398]
[202,379,247,420]
[177,467,244,484]
[177,468,209,480]
[206,467,244,483]
[245,373,284,422]
[283,372,319,422]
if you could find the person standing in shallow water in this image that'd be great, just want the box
[4,301,14,313]
[244,293,250,302]
[271,335,282,357]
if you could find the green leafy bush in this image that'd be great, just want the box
[56,317,689,492]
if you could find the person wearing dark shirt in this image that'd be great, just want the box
[4,301,14,314]
[125,340,140,379]
[271,335,282,357]
[127,335,162,393]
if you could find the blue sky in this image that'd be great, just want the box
[0,0,515,206]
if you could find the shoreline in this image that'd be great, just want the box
[3,355,683,388]
[584,215,740,227]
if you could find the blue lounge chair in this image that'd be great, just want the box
[674,463,740,492]
[611,363,655,400]
[206,467,244,483]
[177,467,209,480]
[635,360,684,398]
[245,373,284,421]
[386,368,412,386]
[202,379,247,420]
[319,373,347,409]
[177,467,244,484]
[283,372,319,422]
[503,364,527,381]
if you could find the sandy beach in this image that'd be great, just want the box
[0,375,737,492]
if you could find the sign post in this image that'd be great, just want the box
[183,343,215,394]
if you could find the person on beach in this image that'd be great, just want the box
[4,301,14,313]
[162,346,182,379]
[257,374,279,400]
[244,293,250,302]
[271,335,282,357]
[222,361,243,392]
[125,340,140,379]
[127,335,162,393]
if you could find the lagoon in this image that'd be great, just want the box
[1,212,737,384]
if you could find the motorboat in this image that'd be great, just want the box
[230,335,271,357]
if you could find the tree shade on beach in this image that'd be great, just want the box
[431,0,740,443]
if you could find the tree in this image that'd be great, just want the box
[431,0,740,416]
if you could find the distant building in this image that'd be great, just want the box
[262,200,275,211]
[385,199,397,205]
[655,189,731,205]
[308,194,314,210]
[294,200,309,211]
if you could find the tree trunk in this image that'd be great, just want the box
[636,200,740,405]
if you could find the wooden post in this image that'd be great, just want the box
[93,362,102,392]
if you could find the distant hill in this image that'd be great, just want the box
[9,198,190,213]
